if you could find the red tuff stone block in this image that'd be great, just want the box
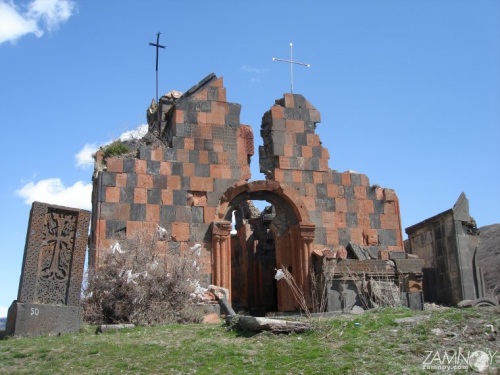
[327,184,338,198]
[284,93,294,108]
[220,166,231,179]
[305,183,316,196]
[126,221,143,236]
[212,101,229,114]
[292,170,302,183]
[322,211,335,225]
[218,87,227,102]
[354,186,366,200]
[117,203,130,220]
[115,173,127,187]
[321,148,330,160]
[176,149,189,163]
[106,158,123,173]
[151,147,163,161]
[380,214,400,230]
[175,110,184,124]
[378,250,389,260]
[358,213,371,228]
[302,146,313,158]
[284,145,293,157]
[363,200,374,213]
[273,169,284,181]
[135,160,147,174]
[336,246,347,259]
[184,138,195,150]
[145,204,159,222]
[336,198,347,212]
[286,119,304,132]
[309,109,321,123]
[302,196,316,211]
[171,223,190,242]
[213,140,224,153]
[347,199,359,212]
[167,175,181,190]
[106,187,120,203]
[334,212,346,228]
[137,174,153,189]
[197,112,208,123]
[210,164,222,179]
[341,172,351,186]
[184,163,195,177]
[312,172,323,184]
[160,161,171,175]
[318,158,329,171]
[199,150,209,164]
[307,134,320,147]
[326,228,339,245]
[360,174,370,186]
[191,177,213,192]
[279,157,290,169]
[374,187,384,200]
[161,189,173,205]
[384,201,397,214]
[134,188,147,204]
[207,112,225,125]
[350,228,363,245]
[204,207,216,223]
[193,88,208,101]
[212,77,224,88]
[271,105,284,119]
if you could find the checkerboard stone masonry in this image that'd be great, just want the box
[89,73,413,310]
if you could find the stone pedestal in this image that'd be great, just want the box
[5,302,82,337]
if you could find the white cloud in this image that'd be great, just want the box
[75,143,98,168]
[241,65,268,74]
[118,124,148,141]
[16,178,92,210]
[75,124,148,169]
[0,0,76,45]
[0,306,7,318]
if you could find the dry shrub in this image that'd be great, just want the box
[83,230,204,325]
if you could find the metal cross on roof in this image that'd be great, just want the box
[272,42,310,94]
[149,32,166,127]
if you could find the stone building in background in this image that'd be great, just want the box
[89,73,423,314]
[405,193,487,306]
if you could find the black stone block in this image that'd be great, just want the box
[160,205,176,223]
[171,162,183,176]
[304,120,315,133]
[346,212,358,227]
[163,148,176,161]
[147,160,160,175]
[379,229,397,246]
[338,228,351,246]
[373,200,385,214]
[207,87,218,101]
[173,190,186,206]
[120,187,134,202]
[106,220,126,238]
[316,184,328,198]
[312,146,322,158]
[101,172,116,187]
[192,207,204,223]
[153,175,167,189]
[189,150,199,163]
[130,204,146,221]
[176,206,192,221]
[126,173,137,188]
[208,151,218,164]
[195,164,210,177]
[123,159,136,173]
[333,173,342,185]
[344,186,355,199]
[139,146,151,160]
[296,132,307,146]
[172,136,185,149]
[147,189,161,204]
[370,213,381,229]
[350,174,362,186]
[181,176,191,190]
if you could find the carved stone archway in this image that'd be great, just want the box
[213,180,315,312]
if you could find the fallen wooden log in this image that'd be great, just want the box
[236,316,311,333]
[95,324,135,334]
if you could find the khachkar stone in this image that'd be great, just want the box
[5,201,90,337]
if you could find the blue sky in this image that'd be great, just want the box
[0,0,499,317]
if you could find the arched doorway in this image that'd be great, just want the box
[212,180,315,313]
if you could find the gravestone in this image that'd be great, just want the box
[5,202,90,337]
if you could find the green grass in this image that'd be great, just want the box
[0,307,498,374]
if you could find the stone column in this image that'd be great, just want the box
[299,222,316,307]
[212,221,232,299]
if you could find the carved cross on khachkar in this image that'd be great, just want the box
[273,42,311,94]
[149,32,166,132]
[4,202,90,338]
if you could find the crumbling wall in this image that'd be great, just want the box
[260,93,405,257]
[90,74,254,283]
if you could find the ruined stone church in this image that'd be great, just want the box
[89,73,423,314]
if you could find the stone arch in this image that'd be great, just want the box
[212,180,315,312]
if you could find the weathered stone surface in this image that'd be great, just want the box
[5,302,82,337]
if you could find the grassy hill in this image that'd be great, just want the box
[1,306,498,374]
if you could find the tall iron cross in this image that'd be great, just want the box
[272,42,310,94]
[149,32,166,125]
